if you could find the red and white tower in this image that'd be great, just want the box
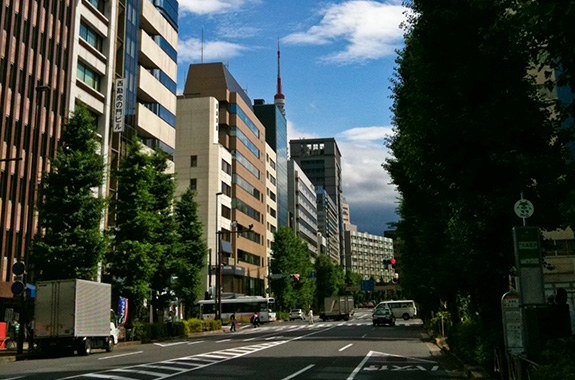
[274,39,286,116]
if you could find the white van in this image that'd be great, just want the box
[375,300,417,320]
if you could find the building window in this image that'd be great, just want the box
[221,182,231,197]
[77,62,101,91]
[190,178,197,191]
[87,0,105,13]
[221,205,231,220]
[80,22,102,51]
[190,155,197,167]
[222,159,232,175]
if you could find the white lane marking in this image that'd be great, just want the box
[187,340,204,345]
[347,351,374,380]
[3,377,25,380]
[216,338,231,343]
[154,341,187,347]
[282,364,315,380]
[98,351,144,360]
[339,343,353,352]
[243,337,256,341]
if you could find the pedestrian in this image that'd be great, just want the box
[230,313,236,332]
[308,309,314,325]
[166,312,174,337]
[251,312,259,328]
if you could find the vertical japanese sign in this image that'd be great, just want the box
[512,226,545,305]
[114,78,125,132]
[118,297,128,326]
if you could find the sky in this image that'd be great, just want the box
[176,0,409,235]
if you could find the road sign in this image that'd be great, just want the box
[512,226,545,305]
[361,280,374,291]
[514,199,534,219]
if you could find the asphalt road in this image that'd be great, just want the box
[0,310,466,380]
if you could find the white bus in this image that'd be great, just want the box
[198,295,277,323]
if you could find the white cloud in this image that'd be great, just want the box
[283,0,408,64]
[339,140,396,207]
[337,126,394,142]
[178,38,249,63]
[287,120,320,141]
[179,0,247,15]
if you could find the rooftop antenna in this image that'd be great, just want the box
[274,38,286,116]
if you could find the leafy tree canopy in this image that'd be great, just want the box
[32,105,105,281]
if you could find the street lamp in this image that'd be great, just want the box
[215,192,224,320]
[16,84,51,354]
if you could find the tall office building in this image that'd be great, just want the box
[316,188,339,263]
[107,0,178,226]
[289,138,345,265]
[176,63,268,296]
[344,230,394,282]
[253,99,288,227]
[1,0,76,300]
[288,160,318,257]
[264,143,277,296]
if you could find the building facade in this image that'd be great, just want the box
[1,0,76,300]
[344,230,395,282]
[289,138,345,265]
[107,0,178,228]
[253,99,288,228]
[316,188,339,263]
[177,63,268,296]
[264,143,277,296]
[288,159,318,257]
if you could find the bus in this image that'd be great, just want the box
[198,295,277,323]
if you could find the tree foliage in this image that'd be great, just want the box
[32,105,106,281]
[107,138,172,320]
[385,0,572,328]
[173,188,208,317]
[270,226,315,311]
[314,254,344,306]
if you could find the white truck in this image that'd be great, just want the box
[34,279,119,355]
[320,296,355,321]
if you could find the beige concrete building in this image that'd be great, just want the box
[344,230,394,282]
[176,63,268,296]
[265,144,278,295]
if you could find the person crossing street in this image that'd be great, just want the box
[230,313,236,332]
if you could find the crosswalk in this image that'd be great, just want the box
[58,341,288,380]
[233,319,421,334]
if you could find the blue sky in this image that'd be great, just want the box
[176,0,409,235]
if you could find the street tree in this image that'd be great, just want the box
[32,106,106,281]
[270,226,314,311]
[314,254,344,307]
[148,149,178,320]
[173,187,208,318]
[385,0,570,331]
[107,138,163,321]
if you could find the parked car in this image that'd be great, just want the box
[373,307,396,326]
[289,309,305,321]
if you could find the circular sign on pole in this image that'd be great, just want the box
[514,199,534,219]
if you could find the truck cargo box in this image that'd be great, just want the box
[35,279,111,339]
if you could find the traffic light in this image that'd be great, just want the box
[290,274,300,281]
[11,262,26,297]
[391,258,396,268]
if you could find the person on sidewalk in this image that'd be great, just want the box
[251,312,260,328]
[308,309,314,325]
[230,313,236,332]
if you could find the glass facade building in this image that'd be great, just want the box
[253,100,289,227]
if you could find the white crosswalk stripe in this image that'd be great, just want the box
[59,341,287,380]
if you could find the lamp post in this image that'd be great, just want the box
[15,84,51,355]
[215,192,224,320]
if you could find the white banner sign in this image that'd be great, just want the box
[114,78,125,132]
